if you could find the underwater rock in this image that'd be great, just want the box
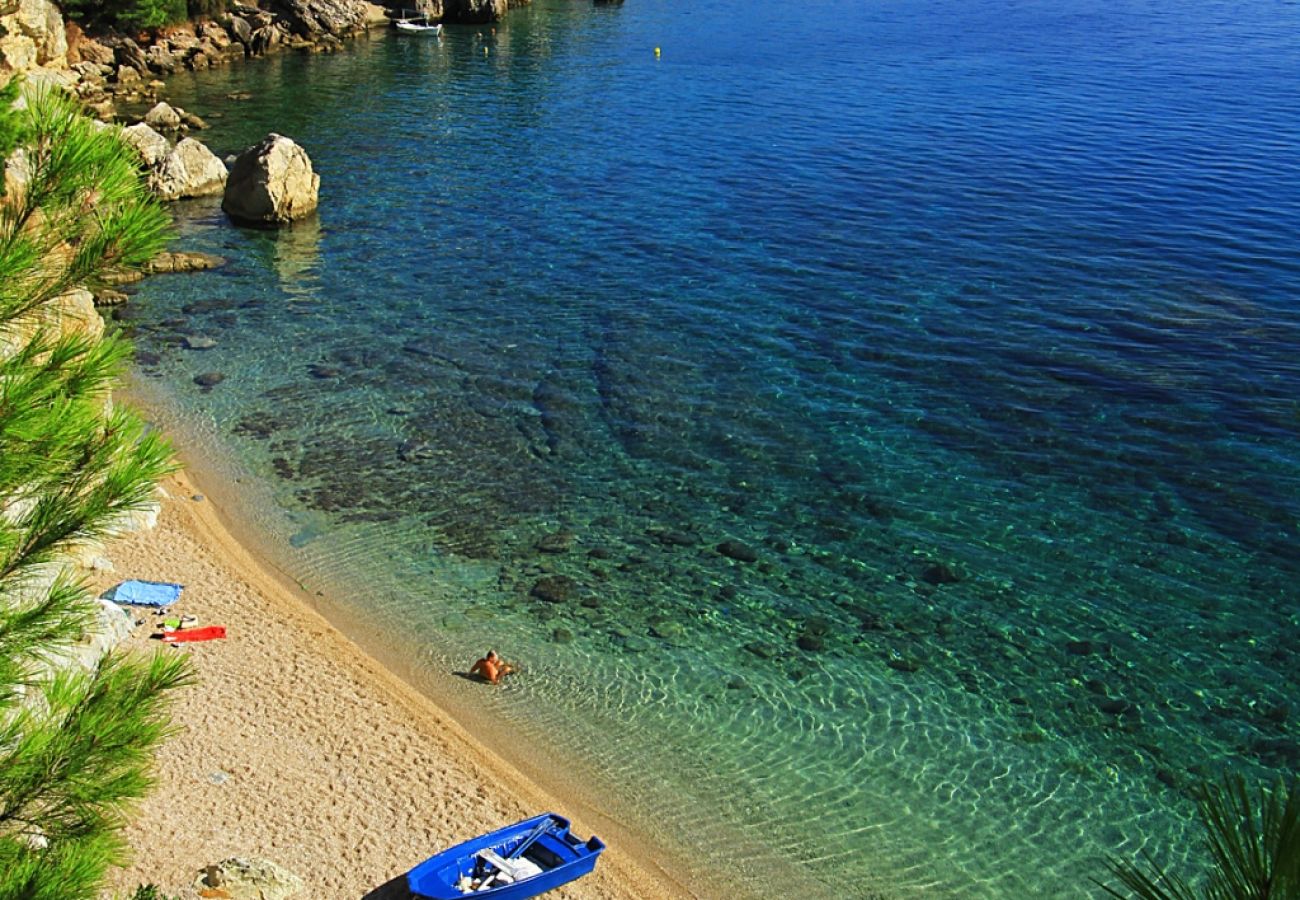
[182,335,217,350]
[536,531,574,554]
[307,363,340,378]
[796,633,825,652]
[921,561,963,585]
[579,595,601,609]
[652,528,696,548]
[1097,698,1135,716]
[531,575,576,604]
[717,539,759,563]
[586,546,612,560]
[397,438,435,463]
[193,371,224,388]
[1066,640,1096,656]
[649,617,686,641]
[744,642,778,660]
[803,616,832,637]
[551,626,573,644]
[887,656,920,673]
[1155,768,1178,788]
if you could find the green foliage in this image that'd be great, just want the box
[0,88,191,900]
[0,79,26,187]
[61,0,188,32]
[1099,775,1300,900]
[1,88,172,324]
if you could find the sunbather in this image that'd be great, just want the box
[469,650,516,685]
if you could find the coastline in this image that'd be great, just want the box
[95,442,695,898]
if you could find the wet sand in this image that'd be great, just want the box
[96,466,692,899]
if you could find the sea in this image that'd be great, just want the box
[116,0,1300,895]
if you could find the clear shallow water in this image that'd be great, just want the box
[119,0,1300,895]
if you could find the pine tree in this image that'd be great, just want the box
[0,86,192,899]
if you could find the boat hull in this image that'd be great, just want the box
[407,813,604,900]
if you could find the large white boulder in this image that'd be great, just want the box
[221,133,319,226]
[151,137,228,200]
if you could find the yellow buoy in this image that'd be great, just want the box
[654,46,661,58]
[484,47,489,56]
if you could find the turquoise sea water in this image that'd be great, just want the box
[119,0,1300,895]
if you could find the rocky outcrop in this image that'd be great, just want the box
[268,0,371,37]
[442,0,507,23]
[0,0,67,73]
[195,857,305,900]
[222,133,319,226]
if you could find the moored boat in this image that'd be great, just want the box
[407,813,605,899]
[391,9,442,33]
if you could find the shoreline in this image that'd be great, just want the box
[96,442,697,897]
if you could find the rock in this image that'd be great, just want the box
[921,561,963,585]
[195,857,304,900]
[151,138,229,201]
[226,14,253,45]
[93,288,130,306]
[114,37,150,71]
[120,122,170,168]
[0,0,68,71]
[551,627,573,644]
[146,251,227,273]
[222,133,320,226]
[1065,639,1095,656]
[143,100,182,130]
[180,109,210,130]
[796,633,824,652]
[77,37,116,67]
[535,531,574,554]
[307,364,340,378]
[651,528,695,548]
[648,617,685,641]
[887,656,920,673]
[267,0,371,37]
[716,539,758,563]
[183,335,218,350]
[194,372,225,388]
[531,575,575,604]
[114,64,141,86]
[1097,698,1135,716]
[443,0,508,23]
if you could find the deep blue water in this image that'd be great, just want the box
[121,0,1300,895]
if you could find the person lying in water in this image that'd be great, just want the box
[469,650,517,684]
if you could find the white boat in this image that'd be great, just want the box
[393,11,442,34]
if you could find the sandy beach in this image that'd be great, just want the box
[95,466,692,899]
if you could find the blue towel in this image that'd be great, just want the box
[107,580,184,608]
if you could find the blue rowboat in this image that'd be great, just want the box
[407,812,605,899]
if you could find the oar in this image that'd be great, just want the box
[506,816,555,860]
